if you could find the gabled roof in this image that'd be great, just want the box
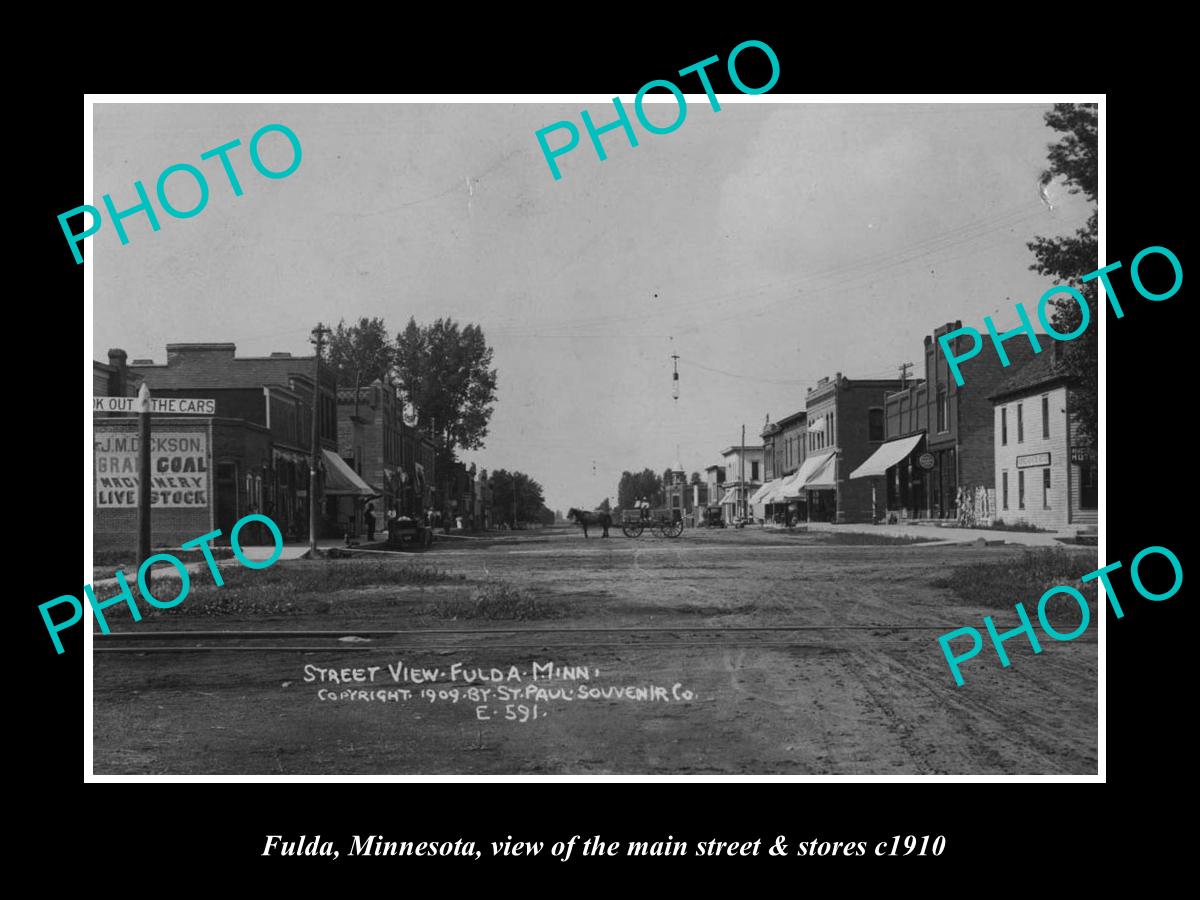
[989,350,1075,402]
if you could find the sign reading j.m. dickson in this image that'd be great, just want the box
[94,432,209,507]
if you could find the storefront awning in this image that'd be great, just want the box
[849,434,925,480]
[804,453,838,490]
[781,451,837,497]
[754,478,788,505]
[322,449,379,498]
[806,416,826,435]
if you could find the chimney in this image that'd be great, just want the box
[167,343,237,365]
[107,348,128,395]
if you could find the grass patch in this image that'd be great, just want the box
[930,547,1098,610]
[985,519,1053,533]
[424,580,568,621]
[90,559,465,620]
[816,532,935,546]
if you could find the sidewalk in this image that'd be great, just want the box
[799,521,1073,547]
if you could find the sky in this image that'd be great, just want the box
[92,101,1093,513]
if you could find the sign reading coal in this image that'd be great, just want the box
[94,432,209,507]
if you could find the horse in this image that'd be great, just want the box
[567,507,611,538]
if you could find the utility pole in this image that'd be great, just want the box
[136,382,152,568]
[740,423,746,522]
[899,361,913,389]
[309,323,331,556]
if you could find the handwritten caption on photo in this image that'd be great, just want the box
[304,660,696,722]
[41,513,282,654]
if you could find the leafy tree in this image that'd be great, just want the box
[489,469,545,526]
[328,317,394,387]
[690,471,702,485]
[395,318,499,470]
[617,468,664,509]
[1027,103,1098,451]
[598,498,611,512]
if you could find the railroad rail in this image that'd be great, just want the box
[92,624,1097,654]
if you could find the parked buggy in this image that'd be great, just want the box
[620,507,684,539]
[386,516,434,550]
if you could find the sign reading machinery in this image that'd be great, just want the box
[94,432,209,507]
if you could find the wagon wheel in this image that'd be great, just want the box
[622,523,644,538]
[663,518,684,538]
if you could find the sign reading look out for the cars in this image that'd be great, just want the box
[93,396,216,415]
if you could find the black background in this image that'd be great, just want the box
[24,26,1187,885]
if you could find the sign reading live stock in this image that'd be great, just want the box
[94,432,208,507]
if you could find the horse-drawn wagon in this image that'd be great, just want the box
[620,507,684,539]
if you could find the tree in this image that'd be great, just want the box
[394,317,499,470]
[1027,103,1098,451]
[489,469,545,526]
[690,472,702,485]
[617,468,664,510]
[598,498,611,512]
[328,317,394,388]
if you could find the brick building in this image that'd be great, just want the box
[852,322,1040,523]
[754,409,807,522]
[125,343,340,540]
[797,373,904,523]
[990,346,1097,531]
[93,416,272,551]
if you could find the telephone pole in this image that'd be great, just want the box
[309,323,331,556]
[740,423,746,521]
[136,382,152,567]
[899,361,913,389]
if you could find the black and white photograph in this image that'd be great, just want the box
[83,95,1103,776]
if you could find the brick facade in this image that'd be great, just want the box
[805,374,903,523]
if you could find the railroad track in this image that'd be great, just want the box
[93,625,1098,654]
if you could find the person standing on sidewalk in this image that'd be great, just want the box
[365,502,376,541]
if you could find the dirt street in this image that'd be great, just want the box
[92,526,1098,774]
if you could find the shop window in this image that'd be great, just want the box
[1042,468,1051,509]
[1018,470,1025,509]
[1079,462,1098,510]
[868,408,884,442]
[1001,408,1008,446]
[1042,395,1050,439]
[1002,471,1009,510]
[1017,403,1024,443]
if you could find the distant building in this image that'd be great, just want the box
[754,410,807,522]
[704,465,727,513]
[664,461,707,523]
[719,445,763,521]
[990,346,1097,531]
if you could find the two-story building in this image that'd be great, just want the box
[125,342,360,541]
[753,410,807,523]
[793,373,904,523]
[851,322,1040,523]
[719,445,763,522]
[990,346,1097,531]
